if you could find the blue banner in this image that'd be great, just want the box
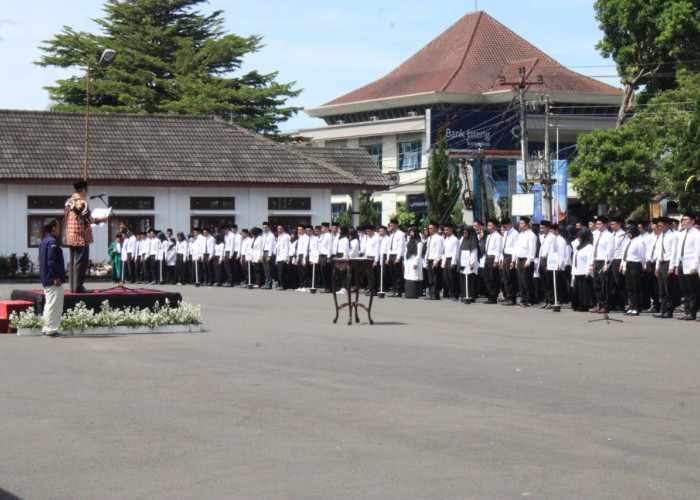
[429,109,520,152]
[516,160,568,223]
[407,193,428,213]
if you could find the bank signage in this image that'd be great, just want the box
[427,109,520,152]
[407,193,427,212]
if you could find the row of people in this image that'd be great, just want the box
[107,212,700,321]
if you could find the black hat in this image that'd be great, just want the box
[684,212,697,221]
[540,220,552,228]
[500,217,512,226]
[429,220,440,227]
[657,216,673,224]
[551,223,559,231]
[444,222,454,229]
[389,218,399,225]
[73,180,88,191]
[651,218,659,224]
[520,216,531,224]
[321,222,330,228]
[596,215,609,223]
[364,223,375,230]
[609,215,623,223]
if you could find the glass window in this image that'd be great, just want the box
[267,216,311,232]
[331,203,348,221]
[363,144,383,168]
[108,196,155,210]
[28,215,66,248]
[398,141,422,171]
[268,197,311,211]
[108,216,155,242]
[190,197,236,211]
[27,196,67,210]
[190,216,236,233]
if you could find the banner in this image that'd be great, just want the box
[516,160,568,223]
[429,109,520,152]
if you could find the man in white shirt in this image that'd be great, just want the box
[640,219,659,312]
[230,224,242,286]
[514,216,538,306]
[538,220,556,308]
[676,213,699,320]
[378,226,391,293]
[222,225,234,287]
[363,224,381,295]
[441,223,460,301]
[191,227,206,287]
[238,229,251,286]
[423,221,444,300]
[147,228,159,284]
[274,224,291,290]
[483,218,503,304]
[317,222,333,293]
[387,218,406,297]
[590,215,613,313]
[608,216,628,311]
[261,221,276,289]
[202,227,215,286]
[296,225,310,290]
[499,217,518,306]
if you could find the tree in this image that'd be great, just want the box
[358,191,380,228]
[569,127,654,215]
[333,208,353,227]
[388,202,420,229]
[673,94,700,213]
[594,0,700,127]
[425,136,459,223]
[35,0,301,135]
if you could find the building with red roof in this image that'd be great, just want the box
[295,11,622,224]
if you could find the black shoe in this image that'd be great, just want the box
[539,303,549,309]
[644,307,659,313]
[486,299,497,304]
[502,300,517,306]
[653,313,671,319]
[74,287,93,294]
[42,331,62,337]
[681,314,696,321]
[520,302,529,308]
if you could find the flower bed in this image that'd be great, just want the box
[10,300,202,336]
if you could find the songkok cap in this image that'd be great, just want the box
[540,220,552,228]
[596,215,609,223]
[364,223,375,230]
[657,216,673,224]
[321,222,330,228]
[500,217,512,225]
[684,212,697,220]
[389,218,399,225]
[651,218,659,224]
[443,222,454,229]
[551,223,559,231]
[520,216,531,224]
[73,180,88,191]
[609,216,624,223]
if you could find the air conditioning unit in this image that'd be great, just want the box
[407,111,418,117]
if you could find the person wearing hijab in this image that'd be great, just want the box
[403,227,424,298]
[459,226,480,302]
[620,224,646,316]
[571,228,594,312]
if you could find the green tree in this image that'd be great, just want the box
[358,191,380,228]
[673,94,700,213]
[388,203,420,229]
[333,208,353,227]
[425,137,459,223]
[569,127,654,215]
[35,0,301,135]
[594,0,700,127]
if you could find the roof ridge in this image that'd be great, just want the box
[283,144,359,184]
[441,11,483,92]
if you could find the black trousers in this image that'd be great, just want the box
[624,262,643,312]
[483,256,500,301]
[516,257,535,304]
[125,253,134,282]
[426,260,442,298]
[175,254,185,284]
[276,260,287,289]
[657,261,676,314]
[500,254,517,301]
[297,260,308,288]
[68,245,89,293]
[389,255,404,294]
[224,251,232,284]
[608,258,626,310]
[262,251,273,286]
[592,260,608,309]
[539,257,553,304]
[319,255,330,291]
[643,263,658,309]
[442,258,458,298]
[572,275,593,312]
[201,254,211,284]
[678,263,699,316]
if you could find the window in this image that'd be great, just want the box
[28,215,66,248]
[108,216,155,242]
[331,203,348,221]
[363,144,383,168]
[267,216,311,232]
[268,197,311,211]
[398,141,422,171]
[108,196,155,210]
[190,197,236,211]
[190,216,236,233]
[27,196,67,210]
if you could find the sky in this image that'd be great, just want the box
[0,0,621,132]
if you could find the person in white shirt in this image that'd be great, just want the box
[261,221,276,289]
[537,220,556,308]
[201,227,215,286]
[295,225,310,290]
[275,224,291,290]
[458,226,480,302]
[191,227,206,287]
[652,217,678,318]
[230,225,242,285]
[317,222,333,293]
[222,225,234,287]
[675,213,699,320]
[499,218,518,306]
[238,229,251,287]
[620,224,646,316]
[378,226,392,293]
[387,219,406,297]
[403,227,424,298]
[607,216,628,311]
[482,218,503,304]
[423,221,444,300]
[590,215,613,313]
[441,223,460,301]
[640,219,660,312]
[514,216,538,306]
[571,228,595,312]
[550,223,569,306]
[175,232,188,285]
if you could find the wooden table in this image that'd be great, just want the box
[332,258,376,325]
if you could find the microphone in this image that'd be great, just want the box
[90,192,108,199]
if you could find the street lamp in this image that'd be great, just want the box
[83,49,117,181]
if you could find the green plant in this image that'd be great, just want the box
[7,253,18,277]
[0,255,13,278]
[388,202,420,229]
[334,208,353,227]
[9,308,44,330]
[18,253,32,274]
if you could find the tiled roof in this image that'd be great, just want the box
[324,11,621,107]
[0,110,389,188]
[293,146,387,187]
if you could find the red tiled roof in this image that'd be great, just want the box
[324,11,620,107]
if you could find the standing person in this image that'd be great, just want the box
[676,213,699,320]
[550,223,569,306]
[499,218,518,306]
[64,181,108,293]
[620,224,646,316]
[123,229,136,283]
[222,225,234,287]
[644,219,661,313]
[378,226,392,293]
[230,225,242,286]
[146,229,158,284]
[403,227,424,299]
[238,229,251,287]
[175,232,188,285]
[363,224,381,295]
[203,227,216,286]
[591,216,613,313]
[39,218,67,337]
[653,217,678,319]
[387,219,405,297]
[423,221,444,300]
[108,234,122,283]
[261,221,276,289]
[483,219,503,304]
[275,225,291,290]
[348,227,361,258]
[295,224,310,290]
[459,226,480,302]
[538,220,556,308]
[571,228,594,312]
[191,227,205,286]
[441,223,460,301]
[514,217,538,307]
[213,233,225,286]
[287,230,299,290]
[336,225,350,294]
[250,227,264,288]
[608,216,628,311]
[318,222,333,293]
[165,235,177,284]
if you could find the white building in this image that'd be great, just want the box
[0,110,387,264]
[293,11,622,224]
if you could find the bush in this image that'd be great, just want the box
[0,256,13,278]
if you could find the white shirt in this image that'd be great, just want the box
[349,239,360,258]
[500,227,517,261]
[610,229,627,260]
[337,236,350,258]
[379,234,390,257]
[318,232,332,255]
[592,230,613,263]
[514,229,538,265]
[240,236,251,260]
[232,232,242,254]
[363,233,380,263]
[204,235,215,256]
[262,230,276,253]
[654,229,678,270]
[224,231,234,253]
[191,234,205,259]
[677,226,700,274]
[148,237,159,256]
[176,240,189,260]
[621,236,646,270]
[388,229,406,257]
[275,232,291,261]
[125,235,137,254]
[646,232,660,263]
[424,234,444,262]
[441,234,459,266]
[539,232,555,259]
[296,233,309,260]
[485,231,503,257]
[573,244,593,276]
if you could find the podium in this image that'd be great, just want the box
[332,258,376,325]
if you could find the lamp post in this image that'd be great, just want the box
[83,49,116,181]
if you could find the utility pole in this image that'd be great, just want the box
[500,67,543,193]
[542,95,554,222]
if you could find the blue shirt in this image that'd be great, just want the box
[39,233,67,287]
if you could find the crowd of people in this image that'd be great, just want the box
[108,213,700,321]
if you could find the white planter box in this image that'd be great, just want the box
[16,327,42,336]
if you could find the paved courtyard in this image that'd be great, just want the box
[0,282,698,499]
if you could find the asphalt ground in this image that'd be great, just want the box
[0,282,698,499]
